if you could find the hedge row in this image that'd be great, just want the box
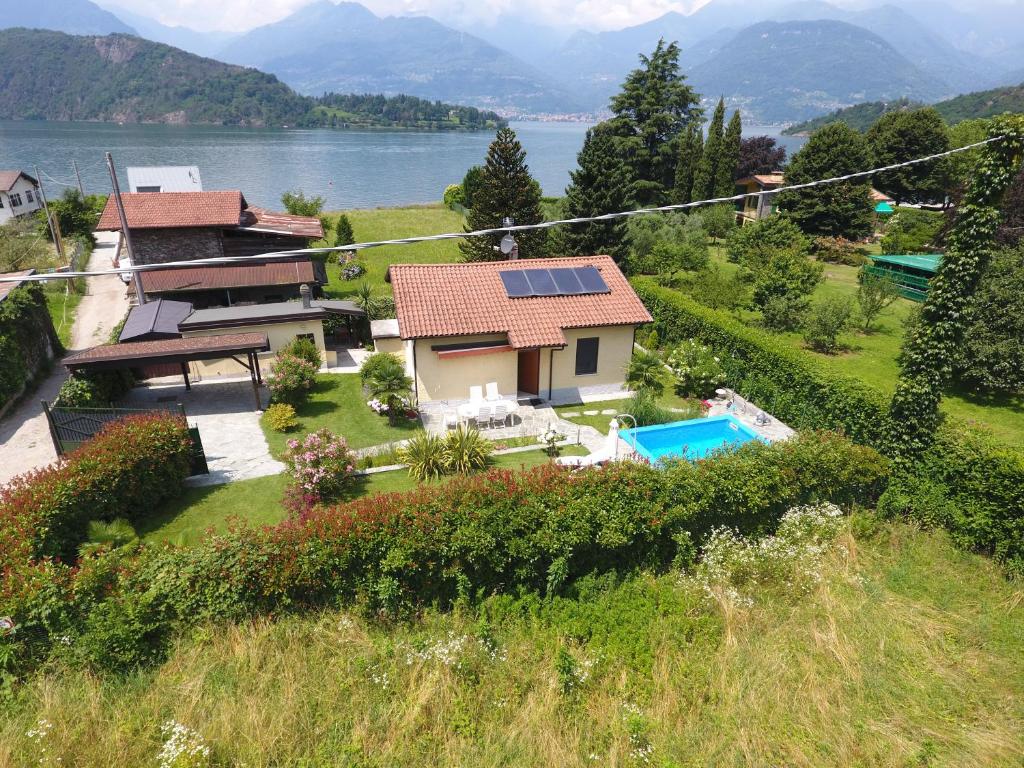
[1,432,886,674]
[633,279,894,449]
[0,413,194,567]
[634,279,1024,574]
[0,282,59,413]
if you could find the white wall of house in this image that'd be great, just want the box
[411,333,517,403]
[541,325,637,403]
[0,176,44,225]
[181,318,334,378]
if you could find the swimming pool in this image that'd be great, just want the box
[621,414,765,462]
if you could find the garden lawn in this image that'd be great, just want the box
[44,284,83,349]
[697,247,1024,444]
[555,393,703,435]
[322,205,464,300]
[142,446,588,545]
[261,373,421,456]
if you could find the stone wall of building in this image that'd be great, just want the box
[131,228,223,265]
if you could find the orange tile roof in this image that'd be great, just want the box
[0,170,37,192]
[96,191,245,230]
[388,256,652,349]
[139,259,318,293]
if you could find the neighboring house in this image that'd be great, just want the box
[127,166,203,193]
[735,173,896,226]
[382,256,652,405]
[94,190,327,304]
[0,171,43,225]
[735,173,784,225]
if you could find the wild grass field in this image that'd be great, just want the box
[2,519,1021,767]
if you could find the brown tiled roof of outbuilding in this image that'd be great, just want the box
[388,255,651,349]
[139,259,319,293]
[241,207,325,239]
[63,333,269,367]
[96,191,246,230]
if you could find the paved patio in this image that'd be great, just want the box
[122,379,284,486]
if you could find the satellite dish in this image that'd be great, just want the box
[500,233,517,255]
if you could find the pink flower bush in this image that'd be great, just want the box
[282,429,356,508]
[269,353,318,404]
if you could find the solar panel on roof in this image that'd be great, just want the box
[575,265,609,294]
[550,267,585,294]
[499,270,532,297]
[525,268,558,296]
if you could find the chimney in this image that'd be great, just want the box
[299,283,311,308]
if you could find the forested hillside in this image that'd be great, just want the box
[0,29,505,129]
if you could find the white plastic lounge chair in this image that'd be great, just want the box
[556,447,615,467]
[474,406,491,429]
[491,404,508,428]
[469,385,484,404]
[485,381,500,401]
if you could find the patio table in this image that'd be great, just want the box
[456,399,519,420]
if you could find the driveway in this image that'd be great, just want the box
[0,233,130,486]
[122,379,284,487]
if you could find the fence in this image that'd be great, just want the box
[863,264,930,302]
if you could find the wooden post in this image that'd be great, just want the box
[180,361,191,391]
[249,351,262,411]
[105,152,146,305]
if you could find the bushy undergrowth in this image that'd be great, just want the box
[0,433,884,677]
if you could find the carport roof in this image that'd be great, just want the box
[63,333,269,370]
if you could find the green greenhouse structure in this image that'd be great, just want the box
[865,253,942,302]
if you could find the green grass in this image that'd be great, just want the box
[142,446,588,545]
[261,374,421,455]
[6,520,1022,765]
[696,246,1024,444]
[554,393,703,435]
[322,205,465,300]
[43,284,83,349]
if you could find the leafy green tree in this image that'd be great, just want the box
[562,123,631,260]
[462,165,485,208]
[715,110,743,197]
[280,190,325,216]
[997,167,1024,246]
[880,209,944,254]
[952,244,1024,393]
[867,107,951,205]
[945,118,989,199]
[726,215,809,265]
[334,213,355,247]
[691,98,725,202]
[674,122,703,204]
[702,204,736,243]
[745,246,824,331]
[856,270,901,332]
[776,123,874,239]
[460,127,547,261]
[608,39,702,206]
[736,136,786,180]
[803,295,854,353]
[41,189,106,241]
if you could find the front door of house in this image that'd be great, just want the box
[517,348,541,395]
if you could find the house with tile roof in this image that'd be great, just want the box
[382,256,652,404]
[0,171,43,225]
[95,190,327,306]
[735,172,897,227]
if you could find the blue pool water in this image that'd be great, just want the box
[621,415,764,463]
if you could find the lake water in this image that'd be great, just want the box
[0,120,805,210]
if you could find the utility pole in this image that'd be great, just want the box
[105,152,146,305]
[34,164,63,261]
[72,160,84,197]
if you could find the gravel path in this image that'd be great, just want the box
[0,233,129,486]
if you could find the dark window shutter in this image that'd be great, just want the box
[575,337,599,376]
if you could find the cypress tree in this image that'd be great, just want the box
[562,123,631,260]
[691,98,725,202]
[674,122,703,204]
[459,127,548,262]
[715,110,743,197]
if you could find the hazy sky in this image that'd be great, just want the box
[98,0,1020,34]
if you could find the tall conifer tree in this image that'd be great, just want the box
[715,110,743,197]
[562,123,631,259]
[459,127,548,262]
[691,98,725,202]
[674,122,704,204]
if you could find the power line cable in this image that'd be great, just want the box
[1,135,1004,284]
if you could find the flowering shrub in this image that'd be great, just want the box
[157,721,211,768]
[341,262,366,280]
[268,353,318,404]
[667,339,726,398]
[283,429,355,503]
[538,425,564,457]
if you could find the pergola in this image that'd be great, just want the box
[62,333,271,409]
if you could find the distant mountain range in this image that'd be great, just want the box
[783,83,1024,134]
[5,0,1024,123]
[0,28,505,130]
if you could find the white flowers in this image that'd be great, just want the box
[367,397,389,414]
[157,720,211,768]
[26,719,59,766]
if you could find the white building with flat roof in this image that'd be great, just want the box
[126,166,203,193]
[0,171,43,225]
